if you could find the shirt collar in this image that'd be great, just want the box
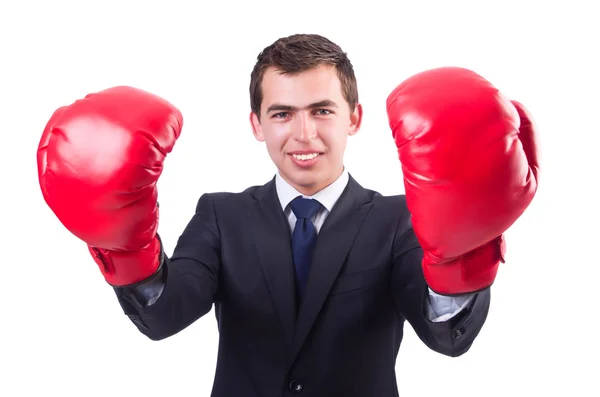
[275,168,349,213]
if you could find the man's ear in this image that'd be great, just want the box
[348,103,363,136]
[250,111,264,142]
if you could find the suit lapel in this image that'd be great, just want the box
[250,178,297,348]
[290,175,374,361]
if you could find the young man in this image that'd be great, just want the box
[37,34,539,396]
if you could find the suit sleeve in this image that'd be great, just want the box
[112,193,221,341]
[391,224,491,357]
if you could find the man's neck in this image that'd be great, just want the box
[281,168,345,197]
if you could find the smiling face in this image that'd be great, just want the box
[250,64,362,196]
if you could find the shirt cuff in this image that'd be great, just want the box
[426,288,476,323]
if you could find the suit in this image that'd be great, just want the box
[114,170,491,397]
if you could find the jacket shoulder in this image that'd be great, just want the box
[367,190,412,232]
[370,190,408,210]
[193,182,268,211]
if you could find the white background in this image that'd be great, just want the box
[1,0,598,396]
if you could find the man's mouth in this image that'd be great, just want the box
[291,152,320,161]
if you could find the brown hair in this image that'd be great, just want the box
[249,33,358,119]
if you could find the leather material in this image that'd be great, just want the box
[386,67,540,294]
[37,86,183,285]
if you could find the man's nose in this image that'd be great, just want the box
[293,111,317,142]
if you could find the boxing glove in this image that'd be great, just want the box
[37,86,183,286]
[386,67,540,295]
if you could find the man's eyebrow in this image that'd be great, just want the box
[266,100,338,114]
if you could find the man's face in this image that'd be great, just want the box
[250,64,362,196]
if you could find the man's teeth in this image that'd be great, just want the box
[292,153,319,161]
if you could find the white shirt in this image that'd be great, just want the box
[275,168,474,323]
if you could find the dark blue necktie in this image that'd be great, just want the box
[289,196,322,300]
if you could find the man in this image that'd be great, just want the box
[37,34,539,396]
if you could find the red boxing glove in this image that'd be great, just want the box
[37,86,183,286]
[386,67,540,295]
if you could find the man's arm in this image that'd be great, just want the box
[113,193,221,341]
[391,225,491,357]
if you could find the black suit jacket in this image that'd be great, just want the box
[115,174,491,397]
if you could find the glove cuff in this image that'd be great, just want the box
[422,235,506,295]
[88,235,162,286]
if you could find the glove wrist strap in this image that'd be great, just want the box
[423,235,506,295]
[88,235,162,286]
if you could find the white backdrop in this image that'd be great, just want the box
[1,0,598,396]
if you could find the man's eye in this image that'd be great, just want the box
[315,109,331,115]
[273,112,288,118]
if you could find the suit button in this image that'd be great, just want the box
[453,327,465,339]
[288,380,303,393]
